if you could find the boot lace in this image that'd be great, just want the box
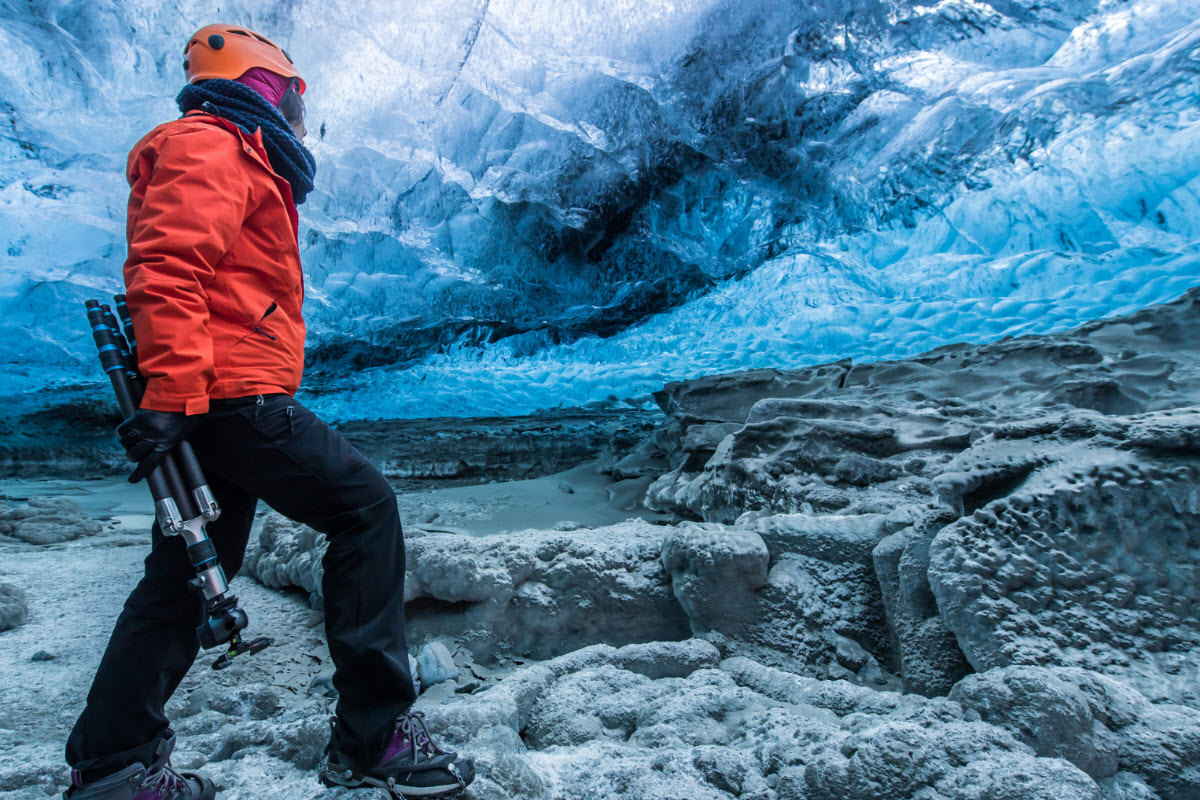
[397,711,445,765]
[143,761,190,798]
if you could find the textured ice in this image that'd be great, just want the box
[5,289,1200,797]
[1,0,1199,419]
[417,654,1192,800]
[642,287,1200,701]
[247,513,690,660]
[661,516,897,684]
[0,582,28,632]
[0,496,102,545]
[928,421,1200,706]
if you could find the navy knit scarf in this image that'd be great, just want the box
[177,79,317,205]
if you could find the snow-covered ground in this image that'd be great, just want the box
[0,465,658,799]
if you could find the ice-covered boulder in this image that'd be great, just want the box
[243,514,327,600]
[423,649,1150,800]
[404,520,689,660]
[416,642,459,689]
[801,722,1101,800]
[660,522,769,637]
[247,515,689,660]
[949,666,1200,799]
[872,507,972,697]
[0,582,29,632]
[929,413,1200,706]
[0,496,102,545]
[660,514,894,684]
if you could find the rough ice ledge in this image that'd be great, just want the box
[247,291,1200,709]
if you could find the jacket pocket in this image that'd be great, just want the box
[229,302,278,350]
[234,393,298,443]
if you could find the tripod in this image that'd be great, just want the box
[84,296,271,670]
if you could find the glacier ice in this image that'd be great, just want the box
[0,0,1198,419]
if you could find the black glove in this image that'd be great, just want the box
[117,409,199,483]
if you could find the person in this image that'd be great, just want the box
[61,24,474,800]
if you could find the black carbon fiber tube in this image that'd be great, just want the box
[86,301,172,505]
[113,293,139,372]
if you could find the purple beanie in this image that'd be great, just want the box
[236,67,292,107]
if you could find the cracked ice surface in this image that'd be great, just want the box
[1,0,1199,419]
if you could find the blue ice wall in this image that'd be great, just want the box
[0,0,1197,418]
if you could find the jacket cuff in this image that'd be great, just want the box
[139,387,210,415]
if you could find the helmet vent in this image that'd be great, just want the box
[208,34,225,50]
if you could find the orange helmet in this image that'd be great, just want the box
[183,24,305,94]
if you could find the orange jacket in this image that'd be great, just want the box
[123,111,305,415]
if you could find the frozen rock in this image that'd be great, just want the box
[949,667,1121,780]
[802,721,1100,800]
[423,640,719,747]
[206,685,282,721]
[662,515,894,682]
[757,513,890,567]
[661,522,768,637]
[950,666,1200,798]
[243,514,327,603]
[609,638,720,680]
[1098,772,1159,800]
[0,582,29,632]
[405,520,690,660]
[416,642,459,688]
[0,496,101,545]
[168,683,332,772]
[720,656,900,717]
[646,390,975,523]
[424,647,1122,800]
[410,654,421,696]
[306,673,337,700]
[928,418,1200,706]
[249,515,688,661]
[872,507,972,696]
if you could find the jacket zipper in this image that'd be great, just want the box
[254,302,278,340]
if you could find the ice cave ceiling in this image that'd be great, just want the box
[0,0,1198,418]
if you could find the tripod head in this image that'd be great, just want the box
[194,591,272,670]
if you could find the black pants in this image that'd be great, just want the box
[66,394,416,780]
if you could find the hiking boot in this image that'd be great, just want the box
[63,730,215,799]
[320,711,474,798]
